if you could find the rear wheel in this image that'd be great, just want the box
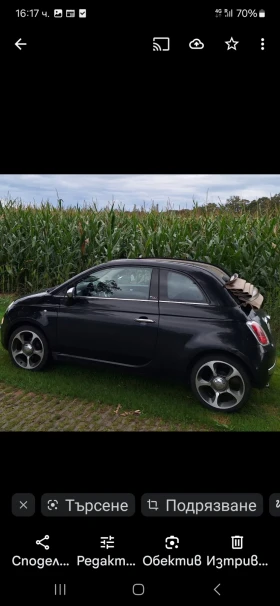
[8,325,49,371]
[190,354,251,412]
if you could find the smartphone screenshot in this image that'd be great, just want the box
[1,6,278,602]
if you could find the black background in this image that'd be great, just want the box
[1,4,279,602]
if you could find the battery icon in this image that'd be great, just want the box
[259,9,265,17]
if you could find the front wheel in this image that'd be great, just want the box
[8,325,49,371]
[190,354,251,412]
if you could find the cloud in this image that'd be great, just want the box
[0,174,279,210]
[189,39,204,49]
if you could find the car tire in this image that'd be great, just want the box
[190,353,251,412]
[8,324,49,372]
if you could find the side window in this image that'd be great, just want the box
[164,270,207,303]
[75,266,153,300]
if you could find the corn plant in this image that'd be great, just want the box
[1,198,280,327]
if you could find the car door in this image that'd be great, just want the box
[57,265,159,366]
[157,268,212,371]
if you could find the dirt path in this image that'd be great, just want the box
[0,382,202,432]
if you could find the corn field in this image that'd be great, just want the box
[1,199,280,332]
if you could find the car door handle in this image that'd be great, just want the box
[135,317,155,323]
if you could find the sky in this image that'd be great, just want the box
[0,174,279,210]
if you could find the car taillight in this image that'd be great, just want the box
[247,321,269,345]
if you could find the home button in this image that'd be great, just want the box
[132,584,145,596]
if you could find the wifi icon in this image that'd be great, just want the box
[153,37,170,51]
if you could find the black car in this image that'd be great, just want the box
[0,258,276,412]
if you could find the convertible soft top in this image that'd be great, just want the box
[225,273,263,309]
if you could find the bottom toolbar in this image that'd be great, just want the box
[8,572,274,600]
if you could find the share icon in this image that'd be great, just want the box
[36,535,50,550]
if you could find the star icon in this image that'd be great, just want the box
[225,37,239,50]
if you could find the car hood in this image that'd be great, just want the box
[13,290,51,305]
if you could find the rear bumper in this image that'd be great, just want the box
[268,360,276,376]
[250,344,277,388]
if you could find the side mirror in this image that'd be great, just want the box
[66,287,75,299]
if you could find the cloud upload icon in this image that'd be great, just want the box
[189,38,204,49]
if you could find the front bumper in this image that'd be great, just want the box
[0,316,9,350]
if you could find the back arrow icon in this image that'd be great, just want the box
[214,584,221,596]
[15,38,27,50]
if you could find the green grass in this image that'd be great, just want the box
[1,295,279,431]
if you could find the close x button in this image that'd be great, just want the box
[12,493,35,517]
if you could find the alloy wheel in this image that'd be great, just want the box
[11,329,45,370]
[195,360,245,410]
